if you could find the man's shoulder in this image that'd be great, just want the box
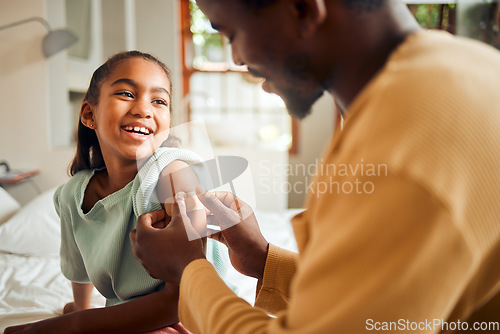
[386,30,500,82]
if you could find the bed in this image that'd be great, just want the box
[0,186,300,333]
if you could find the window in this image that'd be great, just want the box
[408,2,499,49]
[180,0,295,152]
[408,3,456,33]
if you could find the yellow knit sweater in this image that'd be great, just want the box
[179,30,500,334]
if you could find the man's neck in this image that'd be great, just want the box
[322,0,422,109]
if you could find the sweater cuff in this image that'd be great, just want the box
[255,243,298,314]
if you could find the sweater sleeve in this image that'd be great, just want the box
[254,244,298,314]
[179,259,271,334]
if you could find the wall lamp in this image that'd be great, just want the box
[0,17,78,58]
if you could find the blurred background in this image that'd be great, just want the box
[0,0,498,209]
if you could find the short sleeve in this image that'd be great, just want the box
[53,185,63,217]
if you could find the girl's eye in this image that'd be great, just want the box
[153,99,168,107]
[116,91,134,98]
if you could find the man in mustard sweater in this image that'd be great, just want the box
[131,0,500,333]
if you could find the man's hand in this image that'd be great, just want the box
[130,192,206,285]
[197,188,269,280]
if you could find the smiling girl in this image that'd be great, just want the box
[5,51,222,333]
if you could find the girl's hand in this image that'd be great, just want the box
[63,301,75,314]
[63,301,88,314]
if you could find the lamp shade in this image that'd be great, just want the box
[0,17,79,58]
[42,28,78,57]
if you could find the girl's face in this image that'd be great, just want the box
[84,58,172,165]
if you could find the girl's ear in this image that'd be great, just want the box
[80,102,95,129]
[294,0,327,38]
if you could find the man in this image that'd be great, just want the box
[130,0,500,333]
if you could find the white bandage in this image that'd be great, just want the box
[184,191,205,213]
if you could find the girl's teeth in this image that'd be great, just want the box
[124,125,150,135]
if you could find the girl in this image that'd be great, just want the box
[6,51,223,333]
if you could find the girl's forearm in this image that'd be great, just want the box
[72,282,94,310]
[71,284,180,333]
[6,284,180,334]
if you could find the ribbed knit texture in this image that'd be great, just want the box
[254,243,298,314]
[179,30,500,333]
[132,147,212,217]
[55,147,229,306]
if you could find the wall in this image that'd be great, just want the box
[0,0,74,204]
[0,0,181,205]
[288,94,336,208]
[135,0,182,125]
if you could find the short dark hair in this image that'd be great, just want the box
[69,51,173,176]
[343,0,386,11]
[238,0,386,12]
[241,0,277,9]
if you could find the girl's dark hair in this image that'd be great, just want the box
[69,50,173,176]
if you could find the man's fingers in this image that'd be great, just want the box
[172,192,189,224]
[196,188,241,228]
[208,230,227,246]
[206,213,219,227]
[137,209,166,230]
[130,229,137,246]
[173,192,202,241]
[131,210,166,252]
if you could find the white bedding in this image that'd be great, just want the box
[0,252,105,331]
[0,187,300,333]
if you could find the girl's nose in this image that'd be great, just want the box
[131,99,153,119]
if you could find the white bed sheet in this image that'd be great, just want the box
[0,209,300,333]
[0,252,105,332]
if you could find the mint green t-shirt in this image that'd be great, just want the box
[54,147,228,306]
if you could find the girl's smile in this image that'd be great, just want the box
[122,122,154,141]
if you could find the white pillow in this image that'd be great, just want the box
[0,187,60,256]
[0,186,21,225]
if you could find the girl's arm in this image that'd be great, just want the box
[74,283,181,333]
[5,283,180,334]
[156,160,207,239]
[63,282,94,314]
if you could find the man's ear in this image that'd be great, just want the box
[80,102,95,129]
[294,0,327,38]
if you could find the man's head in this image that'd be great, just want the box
[196,0,414,119]
[196,0,332,119]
